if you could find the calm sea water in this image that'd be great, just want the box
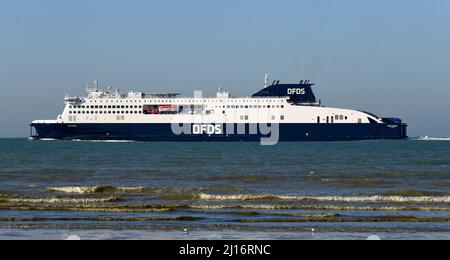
[0,138,449,240]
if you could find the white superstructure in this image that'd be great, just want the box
[33,80,380,126]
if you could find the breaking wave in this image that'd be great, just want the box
[237,216,450,223]
[47,186,244,196]
[0,216,202,222]
[47,186,146,194]
[416,136,450,141]
[198,194,450,203]
[0,196,120,204]
[0,202,448,213]
[382,190,447,197]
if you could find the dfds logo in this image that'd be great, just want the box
[287,88,306,95]
[192,124,222,135]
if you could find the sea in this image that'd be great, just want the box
[0,138,449,240]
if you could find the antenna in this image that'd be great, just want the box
[94,77,99,90]
[264,73,269,88]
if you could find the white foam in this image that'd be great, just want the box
[416,136,450,141]
[2,196,119,203]
[47,186,145,194]
[198,193,450,203]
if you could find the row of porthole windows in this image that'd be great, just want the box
[335,115,347,120]
[85,99,285,104]
[217,105,284,109]
[70,105,142,109]
[71,104,285,110]
[318,115,348,124]
[69,111,142,114]
[143,99,284,103]
[239,115,285,120]
[88,100,141,103]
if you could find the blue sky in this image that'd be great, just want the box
[1,0,449,137]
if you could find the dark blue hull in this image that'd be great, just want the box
[30,123,408,142]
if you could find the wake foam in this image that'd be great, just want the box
[198,193,450,203]
[1,196,120,204]
[416,136,450,141]
[47,186,145,194]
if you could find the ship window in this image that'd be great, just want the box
[95,106,98,109]
[340,115,344,120]
[335,115,339,120]
[271,115,275,120]
[345,116,348,120]
[267,105,271,108]
[358,118,362,123]
[281,115,285,120]
[317,116,320,124]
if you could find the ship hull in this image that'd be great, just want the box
[31,123,408,142]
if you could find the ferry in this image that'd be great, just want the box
[30,76,408,143]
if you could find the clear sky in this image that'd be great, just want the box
[1,0,449,137]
